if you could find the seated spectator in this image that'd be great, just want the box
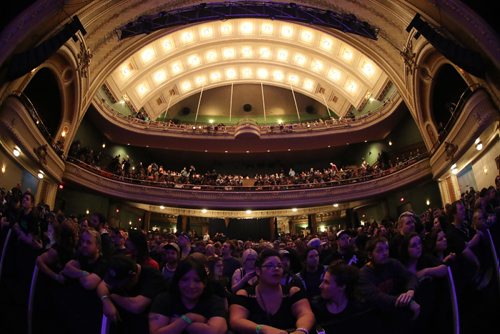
[97,255,166,334]
[229,248,314,334]
[231,248,258,293]
[312,260,383,334]
[149,258,227,334]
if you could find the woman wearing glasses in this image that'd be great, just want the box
[229,248,315,334]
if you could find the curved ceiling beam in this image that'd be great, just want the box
[119,1,378,40]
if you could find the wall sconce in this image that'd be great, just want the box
[13,146,21,157]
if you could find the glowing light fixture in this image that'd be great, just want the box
[121,66,131,78]
[241,46,253,58]
[140,48,155,63]
[320,37,333,51]
[292,208,298,212]
[277,49,288,62]
[225,68,237,79]
[12,146,21,158]
[180,80,192,92]
[240,21,254,34]
[333,203,339,208]
[201,209,208,213]
[205,50,218,62]
[153,70,167,83]
[222,47,236,59]
[361,62,375,77]
[476,143,483,151]
[288,74,299,85]
[187,54,201,67]
[241,67,253,78]
[261,23,273,35]
[257,68,268,79]
[426,199,430,206]
[136,83,149,97]
[195,75,207,86]
[245,209,252,214]
[272,70,284,81]
[303,78,315,91]
[171,61,183,74]
[259,47,272,59]
[281,25,294,38]
[210,71,222,82]
[37,170,44,179]
[199,26,213,39]
[311,59,323,72]
[328,68,341,81]
[342,49,353,61]
[300,30,314,43]
[294,53,306,66]
[160,205,165,210]
[220,23,232,35]
[181,31,194,43]
[345,80,358,94]
[161,38,174,52]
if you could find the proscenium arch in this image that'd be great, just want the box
[105,18,387,120]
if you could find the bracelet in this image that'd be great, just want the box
[181,314,192,325]
[256,324,264,333]
[100,295,110,301]
[295,328,309,334]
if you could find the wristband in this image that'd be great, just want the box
[100,295,110,301]
[295,328,309,334]
[181,314,192,325]
[256,324,264,333]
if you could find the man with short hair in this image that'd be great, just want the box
[161,242,180,286]
[97,255,166,334]
[390,211,417,259]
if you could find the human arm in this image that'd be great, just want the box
[289,287,315,334]
[416,264,448,279]
[96,280,120,322]
[231,269,256,293]
[36,248,64,284]
[13,223,42,249]
[110,294,152,314]
[61,259,102,290]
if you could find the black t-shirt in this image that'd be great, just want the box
[78,254,107,278]
[151,292,226,320]
[230,285,306,331]
[312,297,384,334]
[223,257,241,279]
[109,267,166,334]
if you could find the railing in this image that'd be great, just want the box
[66,152,429,192]
[9,91,65,157]
[94,90,401,137]
[428,84,481,156]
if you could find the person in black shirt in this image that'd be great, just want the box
[149,258,227,334]
[97,254,166,334]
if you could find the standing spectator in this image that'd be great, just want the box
[97,255,166,334]
[222,240,241,281]
[126,230,159,270]
[160,242,180,286]
[297,247,325,299]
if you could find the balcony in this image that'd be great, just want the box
[63,155,432,209]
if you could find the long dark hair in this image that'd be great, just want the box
[170,258,211,301]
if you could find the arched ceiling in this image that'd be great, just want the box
[105,18,388,121]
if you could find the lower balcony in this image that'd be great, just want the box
[63,156,432,209]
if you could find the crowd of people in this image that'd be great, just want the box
[68,140,424,190]
[0,177,499,334]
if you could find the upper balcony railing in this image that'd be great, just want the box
[93,91,401,138]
